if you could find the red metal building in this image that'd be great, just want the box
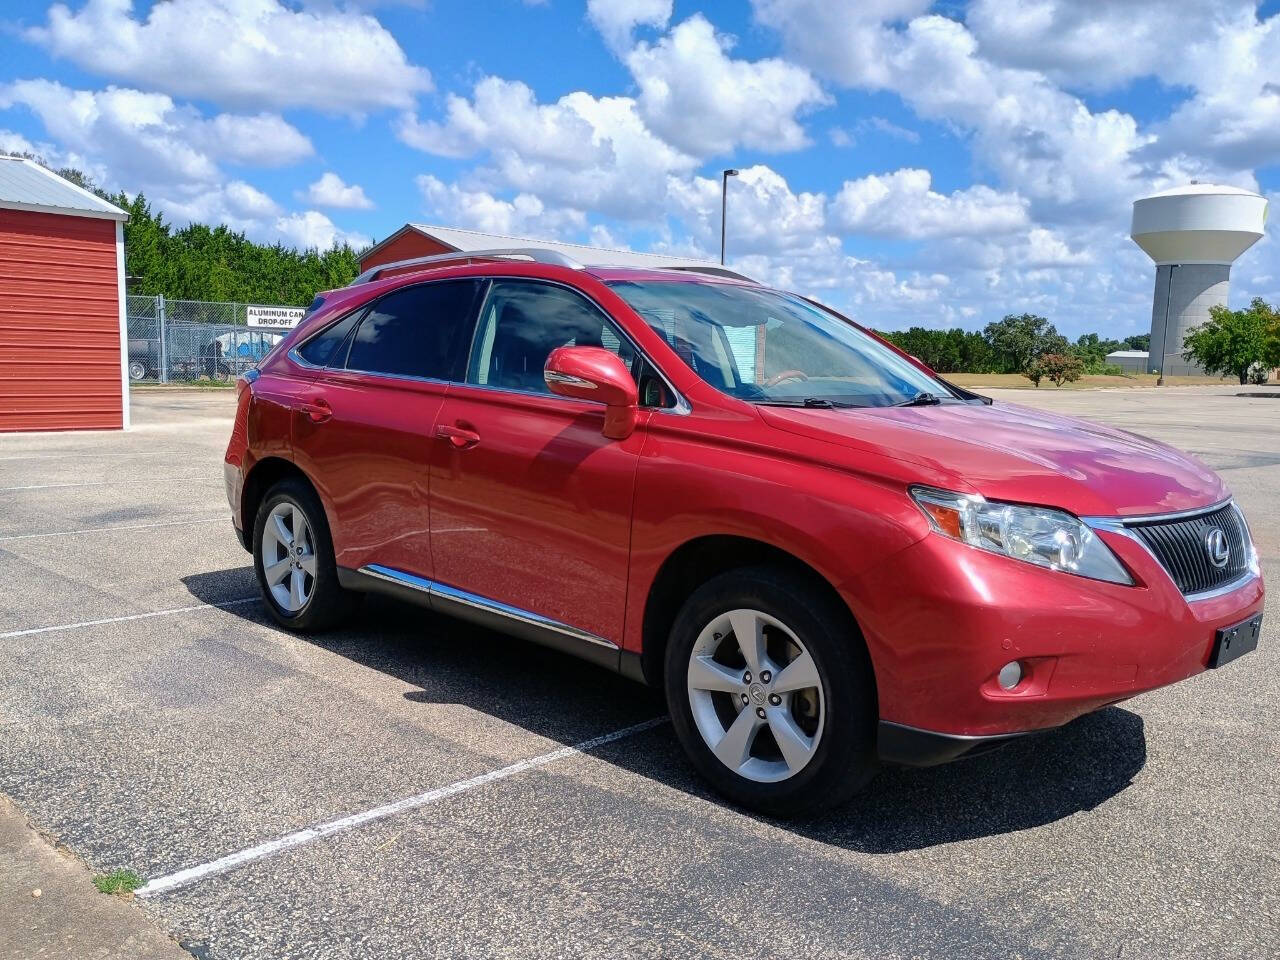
[0,157,130,432]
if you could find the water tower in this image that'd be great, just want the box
[1130,184,1268,378]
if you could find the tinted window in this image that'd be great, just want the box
[344,281,480,380]
[468,281,636,395]
[608,279,953,408]
[296,309,360,367]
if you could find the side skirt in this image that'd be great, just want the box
[338,564,626,674]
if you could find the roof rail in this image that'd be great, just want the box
[350,247,584,285]
[661,264,755,282]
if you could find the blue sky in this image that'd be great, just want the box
[2,1,1278,338]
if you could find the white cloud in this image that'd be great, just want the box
[273,210,371,251]
[0,80,312,187]
[398,77,696,222]
[626,15,830,156]
[27,0,431,113]
[205,113,313,167]
[415,174,586,237]
[304,172,374,210]
[965,0,1244,91]
[669,164,829,258]
[587,0,672,54]
[858,115,919,143]
[831,169,1029,240]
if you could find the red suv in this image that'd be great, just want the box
[225,249,1264,815]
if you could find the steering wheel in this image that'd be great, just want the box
[764,369,810,388]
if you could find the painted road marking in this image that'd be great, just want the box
[0,517,225,542]
[138,716,669,897]
[0,598,258,639]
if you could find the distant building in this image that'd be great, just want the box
[359,223,734,276]
[1105,349,1150,374]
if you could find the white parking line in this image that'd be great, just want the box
[0,598,258,639]
[0,477,216,492]
[137,715,669,898]
[0,517,224,542]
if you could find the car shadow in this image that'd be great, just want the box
[183,569,1147,854]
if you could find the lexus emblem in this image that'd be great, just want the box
[1204,528,1230,569]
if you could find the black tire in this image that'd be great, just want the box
[664,566,878,817]
[252,477,359,631]
[128,360,147,381]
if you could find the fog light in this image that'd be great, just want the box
[997,661,1023,691]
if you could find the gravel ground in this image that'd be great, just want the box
[0,385,1275,959]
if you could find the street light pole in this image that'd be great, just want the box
[720,168,738,265]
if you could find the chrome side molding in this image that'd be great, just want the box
[346,563,621,669]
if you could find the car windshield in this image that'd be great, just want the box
[606,279,955,407]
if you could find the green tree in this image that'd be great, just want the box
[1039,352,1084,387]
[983,314,1069,374]
[1123,333,1150,351]
[1,155,365,305]
[1070,332,1122,374]
[1182,298,1280,384]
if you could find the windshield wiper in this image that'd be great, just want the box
[753,397,855,409]
[894,391,943,407]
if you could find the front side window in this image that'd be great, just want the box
[467,281,637,395]
[607,279,956,408]
[343,280,481,380]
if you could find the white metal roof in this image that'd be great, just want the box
[0,156,128,221]
[1106,350,1150,359]
[397,222,721,270]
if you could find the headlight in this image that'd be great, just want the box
[909,486,1133,585]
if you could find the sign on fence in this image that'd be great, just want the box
[246,304,306,330]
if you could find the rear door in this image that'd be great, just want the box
[291,279,483,577]
[427,279,654,648]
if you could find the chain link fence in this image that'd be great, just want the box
[126,295,290,383]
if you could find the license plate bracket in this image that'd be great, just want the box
[1209,614,1262,669]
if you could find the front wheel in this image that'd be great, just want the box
[252,477,358,631]
[664,566,878,816]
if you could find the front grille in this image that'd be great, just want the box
[1128,503,1251,597]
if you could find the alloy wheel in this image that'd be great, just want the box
[686,608,825,783]
[261,501,316,613]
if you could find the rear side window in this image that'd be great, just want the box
[344,280,481,380]
[295,309,361,367]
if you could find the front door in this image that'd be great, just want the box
[428,279,650,647]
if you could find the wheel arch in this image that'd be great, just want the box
[639,534,869,690]
[239,456,320,552]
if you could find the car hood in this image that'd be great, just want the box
[757,400,1228,518]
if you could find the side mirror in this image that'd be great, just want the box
[544,346,639,440]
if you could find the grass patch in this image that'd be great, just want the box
[92,869,144,895]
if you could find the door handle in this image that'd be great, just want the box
[298,398,331,423]
[435,423,480,449]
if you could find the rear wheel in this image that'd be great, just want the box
[128,360,147,381]
[253,478,357,631]
[664,566,878,816]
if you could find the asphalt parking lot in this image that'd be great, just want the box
[1,386,1277,959]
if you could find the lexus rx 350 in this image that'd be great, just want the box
[224,251,1263,815]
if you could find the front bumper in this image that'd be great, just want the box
[848,523,1265,741]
